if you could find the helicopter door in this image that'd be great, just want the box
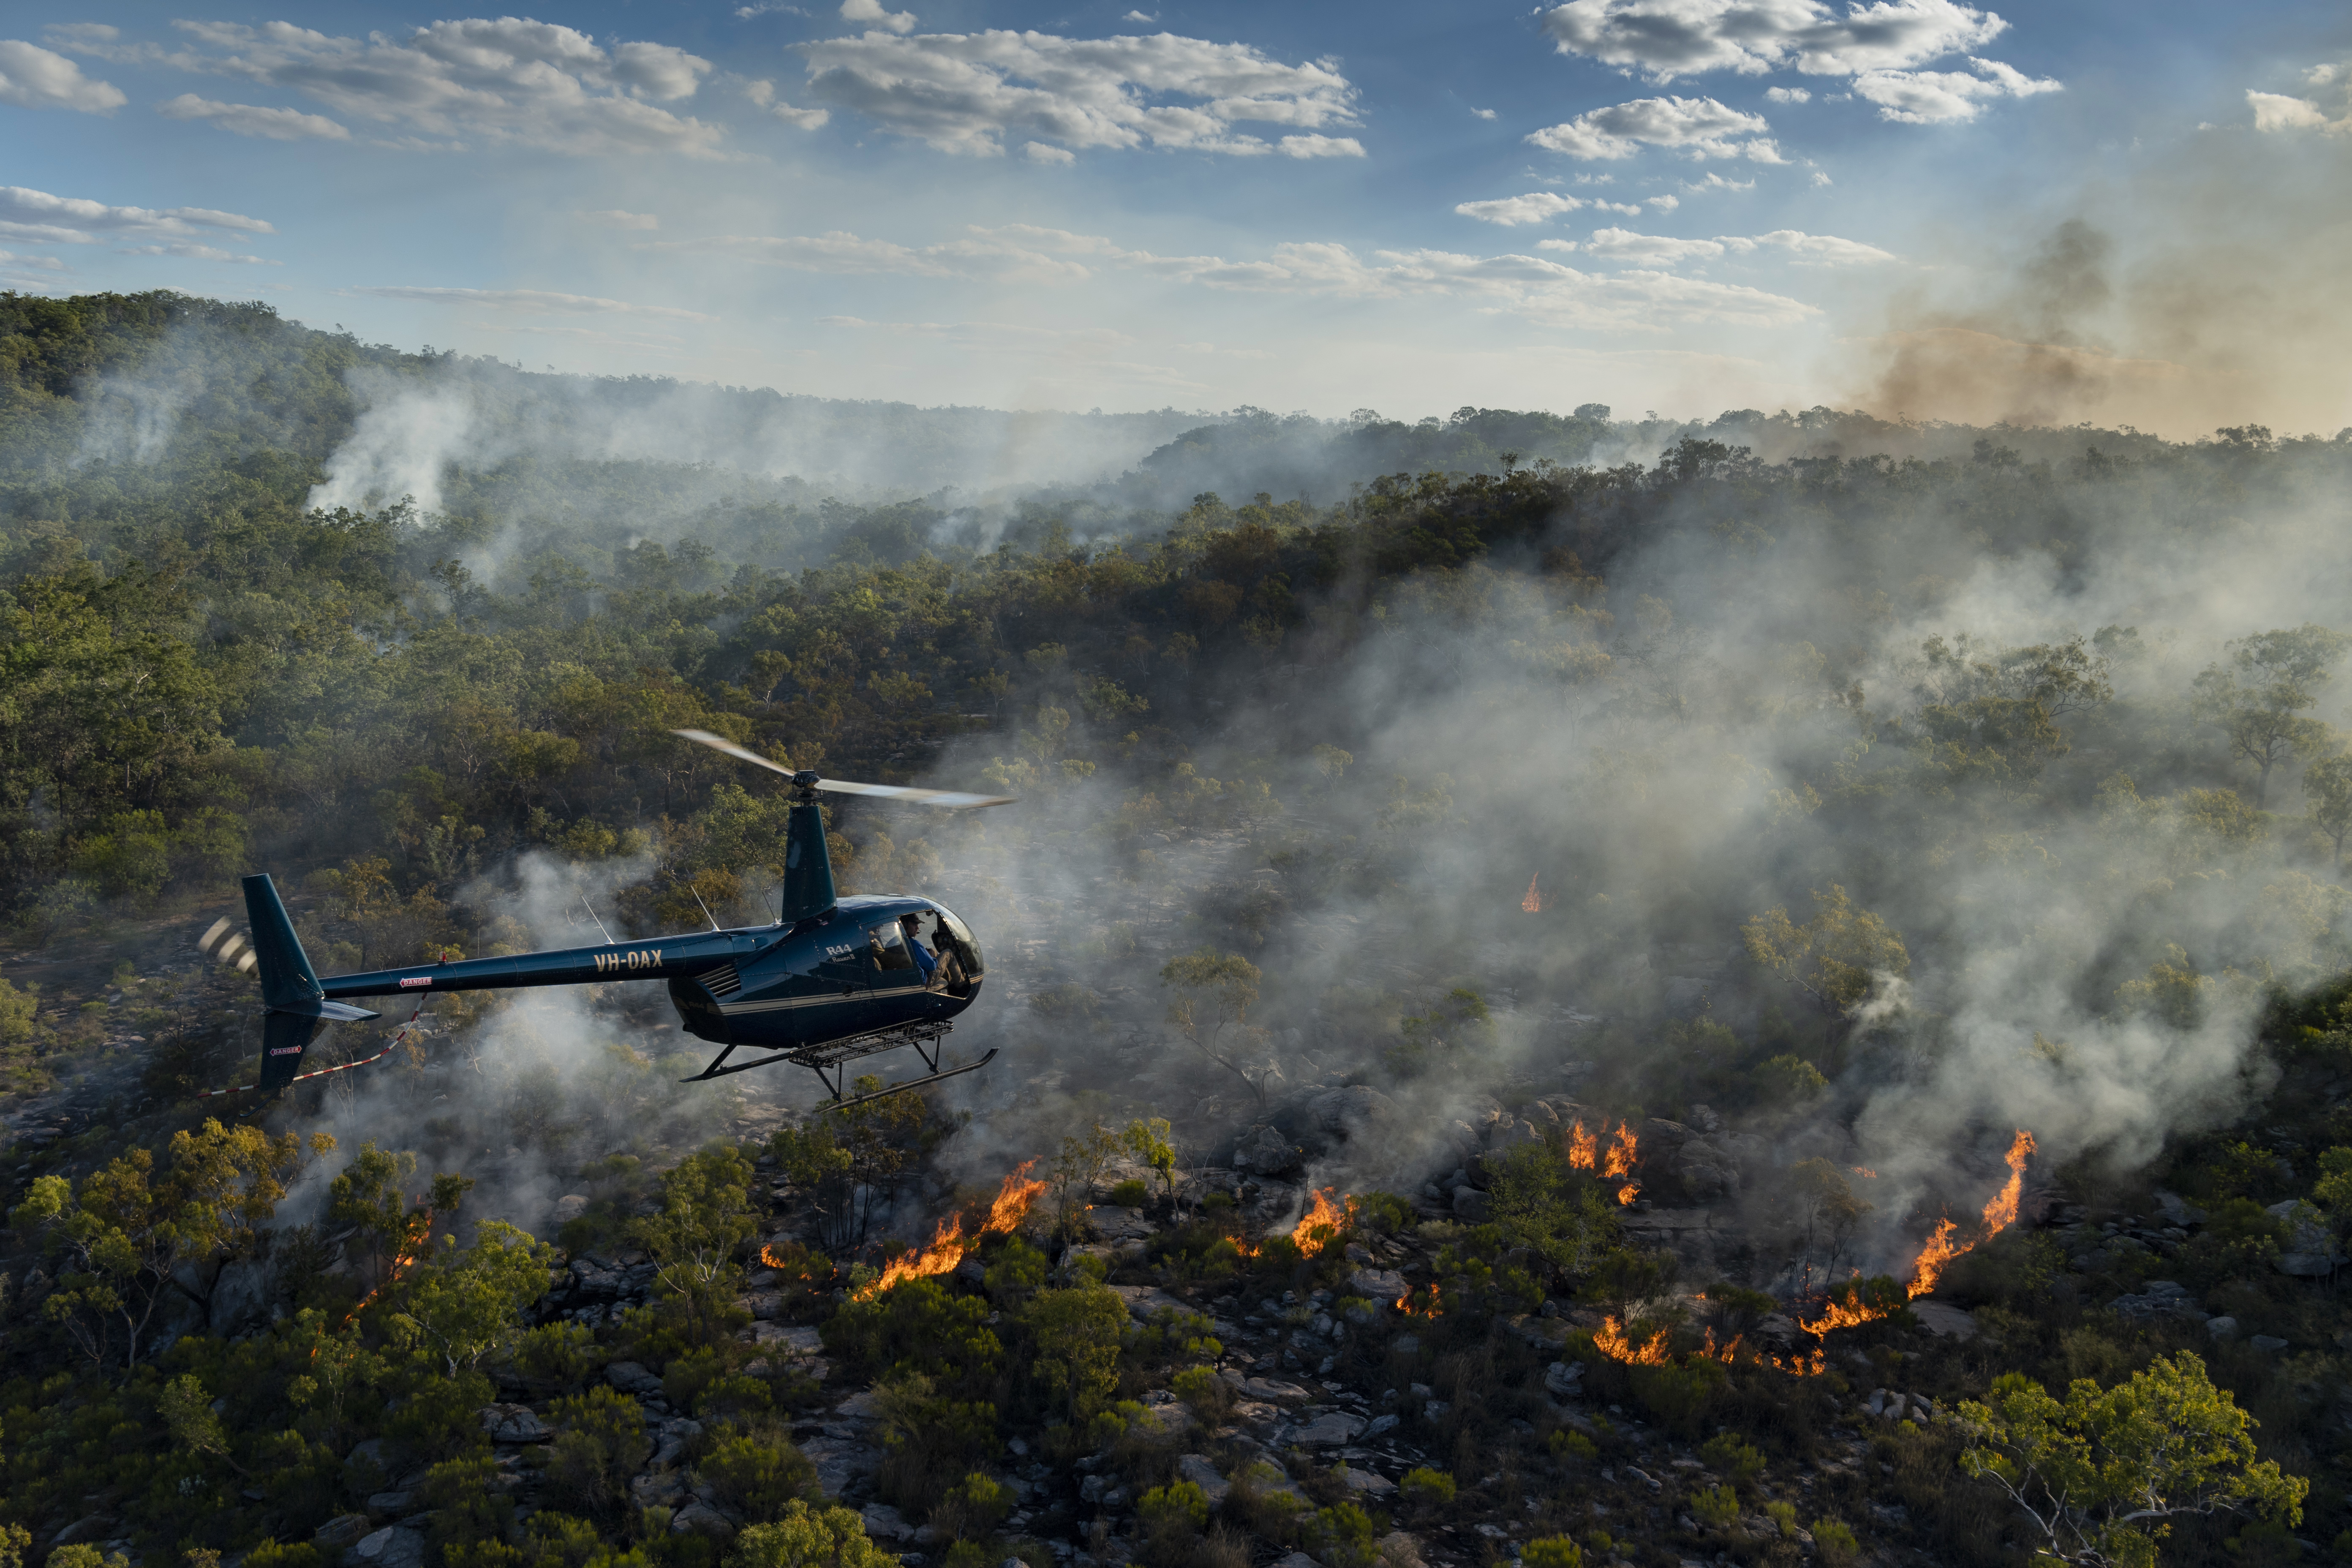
[811,931,869,999]
[864,920,923,992]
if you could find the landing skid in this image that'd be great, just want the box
[680,1020,997,1108]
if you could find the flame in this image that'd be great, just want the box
[1799,1129,2036,1334]
[1616,1183,1641,1206]
[1602,1122,1637,1179]
[1396,1283,1444,1318]
[1568,1122,1598,1170]
[760,1239,833,1282]
[1292,1188,1359,1257]
[1852,1166,1879,1179]
[853,1162,1047,1301]
[1522,874,1545,914]
[1593,1315,1672,1365]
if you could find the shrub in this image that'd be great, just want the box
[48,1553,131,1568]
[1547,1429,1598,1462]
[1698,1432,1764,1485]
[1353,1192,1416,1235]
[515,1322,604,1389]
[240,1546,321,1568]
[1398,1467,1456,1508]
[1763,1501,1797,1538]
[425,1456,514,1558]
[1139,1480,1211,1535]
[544,1386,651,1519]
[1304,1503,1382,1568]
[702,1434,820,1522]
[1520,1539,1582,1568]
[928,1472,1014,1541]
[1689,1484,1739,1528]
[1109,1179,1152,1207]
[727,1502,897,1568]
[1172,1365,1229,1422]
[522,1513,604,1568]
[1811,1519,1858,1566]
[1627,1357,1726,1437]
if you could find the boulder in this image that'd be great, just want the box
[1288,1411,1367,1446]
[1271,1553,1322,1568]
[2153,1190,2207,1227]
[2206,1316,2239,1339]
[365,1494,414,1520]
[606,1361,664,1396]
[860,1505,915,1541]
[1544,1361,1583,1397]
[1451,1187,1492,1222]
[481,1404,553,1443]
[1234,1125,1304,1176]
[346,1527,426,1568]
[1176,1455,1230,1507]
[1375,1533,1426,1568]
[51,1518,117,1548]
[1341,1468,1396,1497]
[314,1515,374,1552]
[551,1195,589,1225]
[670,1501,737,1538]
[1909,1301,1979,1341]
[2251,1334,2290,1352]
[2266,1202,2343,1276]
[2109,1282,2201,1322]
[1349,1268,1406,1302]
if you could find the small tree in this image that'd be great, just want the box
[1955,1353,2306,1566]
[1162,947,1276,1108]
[631,1145,757,1347]
[2305,748,2352,869]
[728,1500,898,1568]
[390,1219,560,1377]
[1742,885,1908,1017]
[1787,1158,1870,1296]
[1020,1283,1127,1416]
[2191,625,2347,807]
[1120,1117,1180,1213]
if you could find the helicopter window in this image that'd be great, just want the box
[866,922,917,972]
[934,906,984,978]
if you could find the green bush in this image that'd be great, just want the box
[1547,1429,1598,1462]
[1689,1484,1739,1528]
[241,1545,321,1568]
[1398,1467,1456,1508]
[1139,1480,1211,1535]
[727,1501,897,1568]
[522,1513,605,1568]
[1698,1432,1764,1485]
[1764,1501,1797,1538]
[544,1386,652,1519]
[1521,1539,1583,1568]
[1353,1192,1416,1235]
[1108,1179,1151,1207]
[822,1279,1001,1392]
[1171,1365,1228,1422]
[1627,1357,1726,1437]
[1811,1519,1859,1566]
[928,1472,1014,1541]
[426,1455,515,1559]
[1304,1503,1382,1568]
[516,1322,606,1389]
[702,1434,820,1522]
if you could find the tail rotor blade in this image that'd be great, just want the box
[199,917,259,975]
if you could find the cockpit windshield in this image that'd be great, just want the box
[933,905,983,979]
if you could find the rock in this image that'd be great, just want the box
[1289,1411,1367,1446]
[1363,1413,1399,1437]
[861,1505,915,1541]
[2153,1190,2206,1227]
[347,1526,426,1568]
[744,1290,787,1321]
[800,1435,883,1496]
[1176,1455,1230,1507]
[1375,1532,1425,1568]
[1391,1334,1420,1357]
[1544,1361,1583,1397]
[607,1361,664,1396]
[2109,1282,2202,1322]
[2251,1335,2290,1352]
[632,1470,690,1509]
[1423,1401,1449,1422]
[2265,1204,2343,1275]
[1234,1125,1304,1176]
[1510,1315,1572,1352]
[834,1388,889,1421]
[1350,1268,1406,1302]
[1270,1553,1321,1568]
[52,1518,117,1547]
[1752,1314,1798,1351]
[365,1493,414,1520]
[1110,1285,1192,1321]
[552,1195,589,1224]
[315,1515,374,1551]
[1909,1301,1978,1341]
[481,1403,553,1443]
[1450,1187,1492,1222]
[670,1501,737,1538]
[1341,1468,1396,1497]
[2207,1316,2240,1339]
[1240,1377,1315,1403]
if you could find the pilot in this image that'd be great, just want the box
[900,912,940,987]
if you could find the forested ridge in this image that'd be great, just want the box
[7,290,2352,1568]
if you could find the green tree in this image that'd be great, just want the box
[727,1501,898,1568]
[328,1143,472,1293]
[2304,748,2352,869]
[1484,1141,1620,1279]
[390,1219,559,1377]
[1955,1353,2306,1566]
[1120,1116,1179,1211]
[1742,885,1909,1017]
[2191,626,2347,807]
[1161,947,1274,1108]
[630,1145,757,1346]
[1019,1283,1127,1416]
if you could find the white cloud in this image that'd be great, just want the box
[1718,227,1894,262]
[1586,227,1726,263]
[0,187,275,246]
[1852,57,2060,122]
[1681,171,1756,192]
[160,18,722,156]
[1537,238,1577,252]
[1540,0,2006,82]
[841,0,918,36]
[1279,133,1364,157]
[1646,193,1680,208]
[0,38,126,111]
[1024,140,1076,163]
[158,93,348,139]
[346,286,719,321]
[1592,199,1643,214]
[743,77,831,127]
[2247,92,2328,132]
[0,248,67,270]
[1123,10,1158,22]
[579,209,659,230]
[735,4,811,19]
[1766,85,1810,103]
[1473,106,1497,119]
[795,29,1358,157]
[1455,192,1587,225]
[1527,95,1775,159]
[1809,168,1832,184]
[118,242,280,264]
[674,219,1816,331]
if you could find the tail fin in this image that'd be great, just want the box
[240,873,375,1094]
[781,800,838,923]
[242,873,322,1008]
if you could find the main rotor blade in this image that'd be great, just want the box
[671,728,796,777]
[672,727,1014,808]
[811,778,1015,809]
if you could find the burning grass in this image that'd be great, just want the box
[1798,1130,2036,1334]
[852,1163,1049,1301]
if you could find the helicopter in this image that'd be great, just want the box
[196,729,1012,1110]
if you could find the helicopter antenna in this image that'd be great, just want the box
[580,894,614,944]
[685,880,722,934]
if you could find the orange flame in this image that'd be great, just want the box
[1522,874,1545,914]
[1568,1122,1598,1170]
[852,1162,1047,1301]
[1852,1167,1880,1179]
[1799,1129,2036,1334]
[1292,1188,1359,1257]
[1616,1183,1640,1206]
[1602,1122,1637,1179]
[1396,1283,1444,1318]
[1593,1315,1672,1365]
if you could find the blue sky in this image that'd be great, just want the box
[4,2,2348,432]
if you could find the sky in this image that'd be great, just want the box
[3,1,2349,433]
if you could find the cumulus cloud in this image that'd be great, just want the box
[157,92,348,139]
[743,77,831,128]
[0,247,68,271]
[1682,170,1756,192]
[1585,226,1726,263]
[345,286,719,321]
[668,218,1817,331]
[794,29,1359,157]
[841,0,918,35]
[1473,106,1497,119]
[158,18,721,156]
[117,242,279,264]
[0,38,126,110]
[1024,140,1076,163]
[2248,67,2350,135]
[1852,57,2060,122]
[1766,85,1810,102]
[1541,0,2006,81]
[1454,192,1587,225]
[0,187,275,246]
[1527,95,1777,160]
[1718,227,1895,261]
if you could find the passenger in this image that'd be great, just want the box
[901,913,939,987]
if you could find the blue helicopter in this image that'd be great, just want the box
[198,729,1011,1108]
